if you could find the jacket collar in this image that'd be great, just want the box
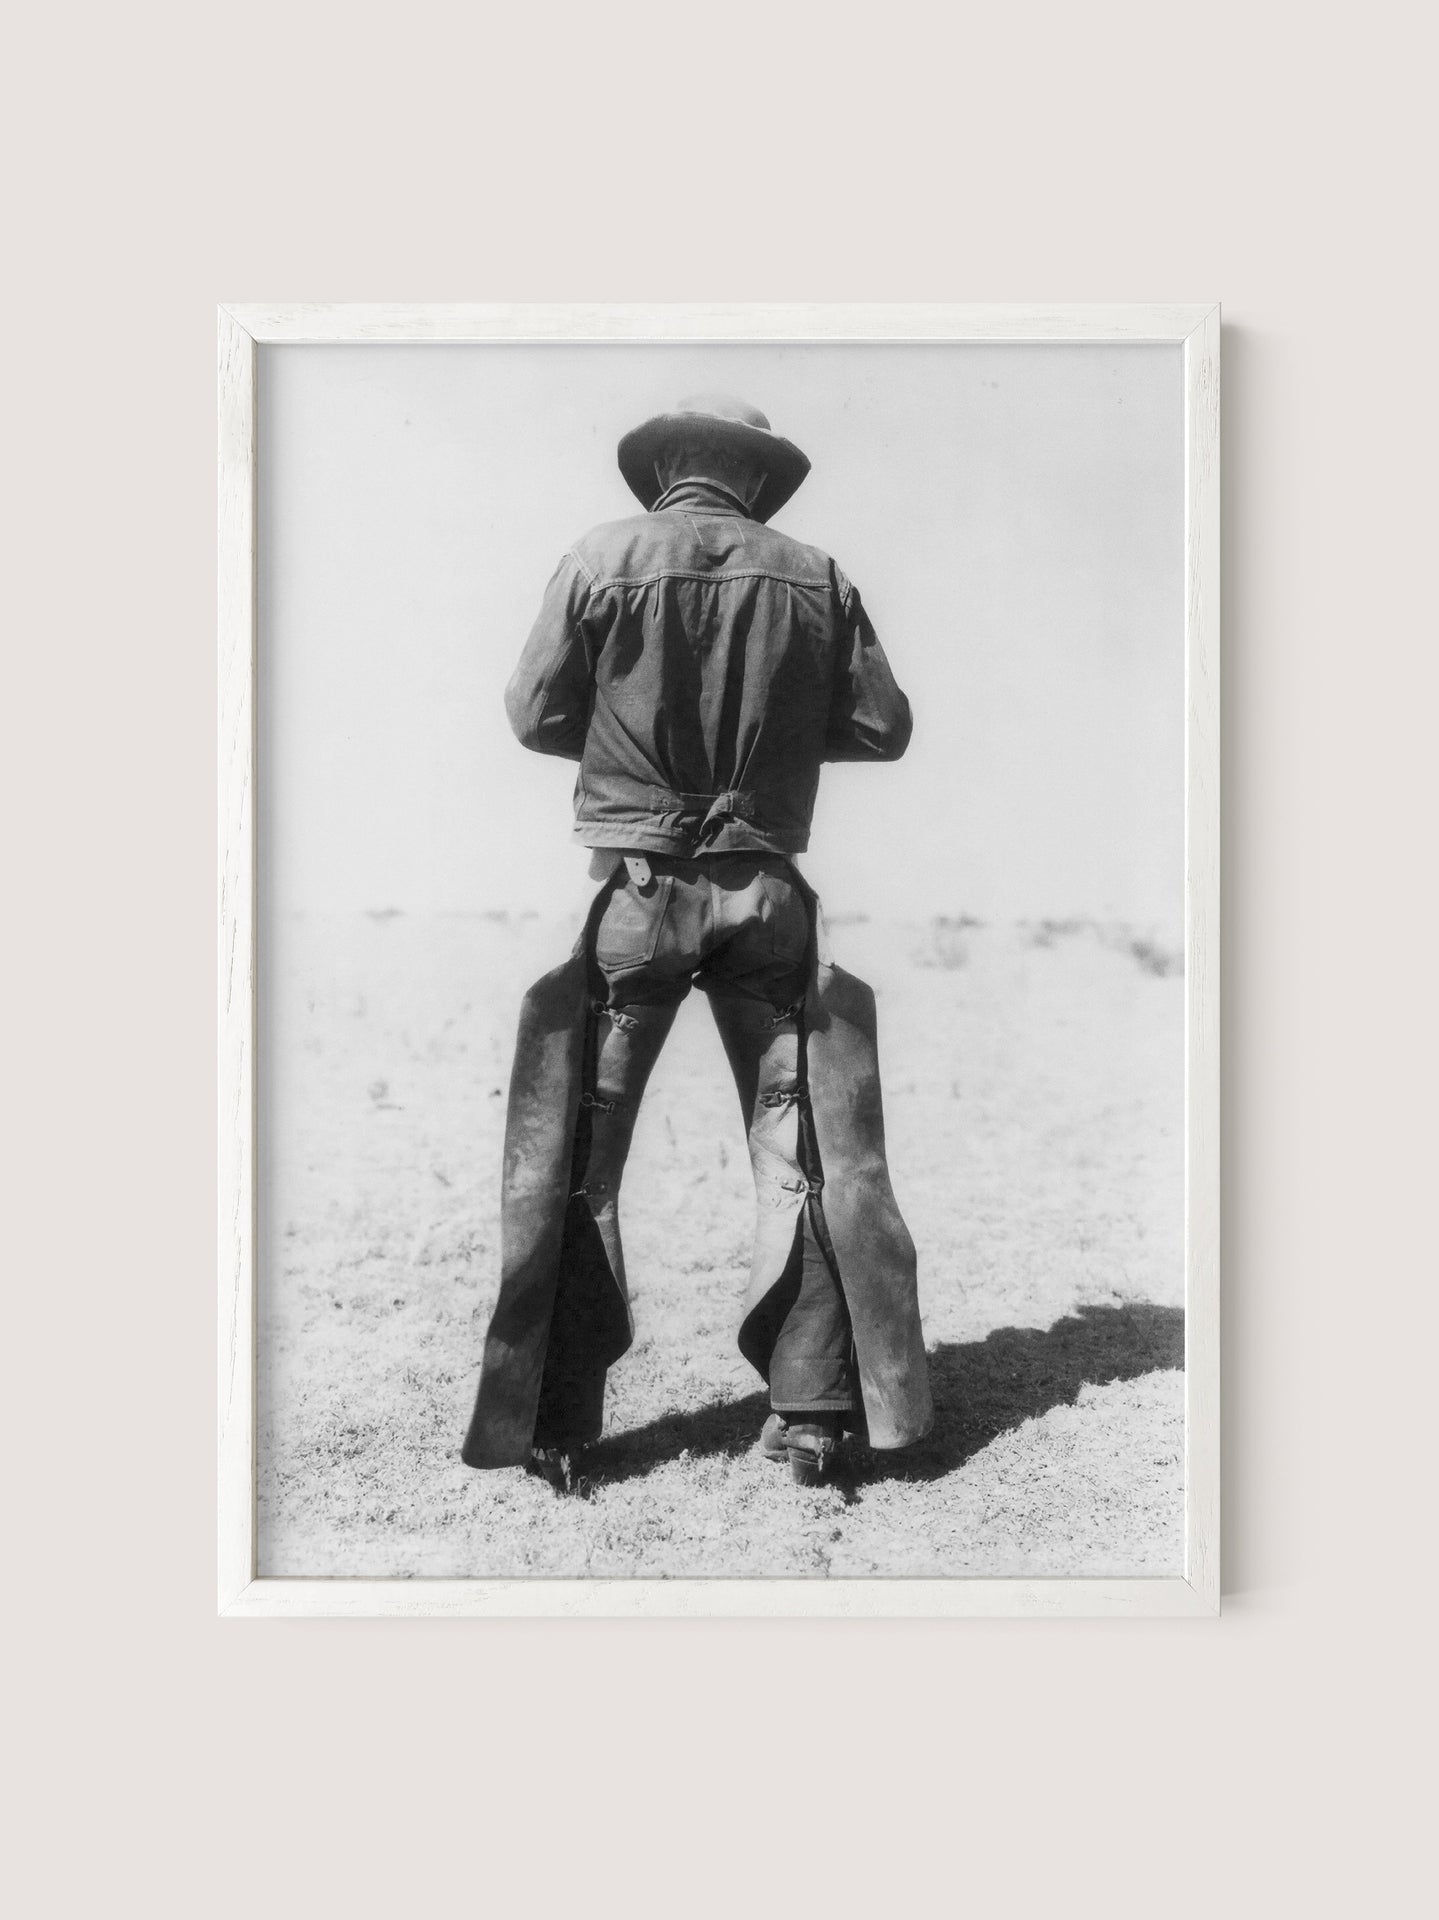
[649,477,757,519]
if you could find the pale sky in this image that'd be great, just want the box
[259,341,1183,932]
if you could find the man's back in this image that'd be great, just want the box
[506,478,913,858]
[465,396,933,1484]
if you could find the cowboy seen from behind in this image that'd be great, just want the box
[461,394,934,1488]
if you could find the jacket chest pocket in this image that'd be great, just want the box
[594,872,677,972]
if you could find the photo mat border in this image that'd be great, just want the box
[218,303,1220,1619]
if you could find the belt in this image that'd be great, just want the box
[653,787,760,844]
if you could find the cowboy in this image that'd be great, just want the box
[461,395,932,1486]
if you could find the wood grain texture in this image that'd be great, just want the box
[222,301,1215,345]
[216,303,1221,1617]
[219,1575,1218,1619]
[1183,306,1222,1612]
[217,310,256,1610]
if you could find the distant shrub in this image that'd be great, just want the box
[1028,917,1089,949]
[1127,937,1183,978]
[1089,923,1185,977]
[912,915,985,969]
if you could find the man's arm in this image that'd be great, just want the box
[503,553,596,760]
[823,575,913,762]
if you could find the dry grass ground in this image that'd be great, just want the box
[257,909,1184,1578]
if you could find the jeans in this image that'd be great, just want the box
[578,852,856,1417]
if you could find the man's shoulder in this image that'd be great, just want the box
[744,521,841,584]
[568,512,840,590]
[566,512,659,584]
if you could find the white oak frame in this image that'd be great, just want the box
[219,303,1220,1619]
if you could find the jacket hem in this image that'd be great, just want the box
[576,821,811,857]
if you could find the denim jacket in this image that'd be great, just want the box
[504,479,913,857]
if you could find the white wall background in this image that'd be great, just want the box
[6,3,1437,1918]
[259,340,1182,928]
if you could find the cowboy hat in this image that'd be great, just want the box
[617,393,811,520]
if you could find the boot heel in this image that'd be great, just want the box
[788,1445,827,1487]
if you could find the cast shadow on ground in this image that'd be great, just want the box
[570,1302,1185,1493]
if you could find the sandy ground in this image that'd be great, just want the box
[257,909,1185,1578]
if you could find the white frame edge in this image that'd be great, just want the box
[218,307,257,1614]
[1181,307,1221,1614]
[218,303,1221,1620]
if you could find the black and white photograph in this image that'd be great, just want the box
[22,1,1439,1907]
[251,327,1198,1585]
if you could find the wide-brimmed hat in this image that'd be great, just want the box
[617,394,810,520]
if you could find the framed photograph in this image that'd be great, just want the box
[219,303,1219,1617]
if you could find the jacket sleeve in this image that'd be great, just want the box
[503,553,596,761]
[823,574,914,763]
